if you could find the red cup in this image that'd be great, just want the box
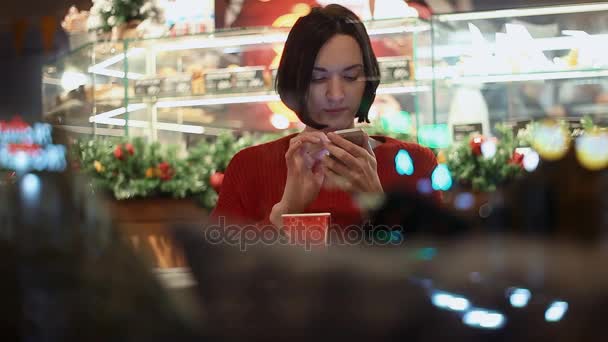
[281,213,330,249]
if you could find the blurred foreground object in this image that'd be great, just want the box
[174,223,608,341]
[0,172,202,341]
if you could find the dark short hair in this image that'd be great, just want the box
[275,4,380,130]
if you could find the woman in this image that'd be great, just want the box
[211,4,439,230]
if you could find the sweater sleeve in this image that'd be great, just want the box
[209,147,274,228]
[210,149,253,225]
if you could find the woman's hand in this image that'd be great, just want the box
[321,131,383,194]
[270,131,329,227]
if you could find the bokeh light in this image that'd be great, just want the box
[431,164,452,191]
[522,149,540,172]
[454,192,475,210]
[395,149,414,176]
[575,131,608,171]
[20,173,41,205]
[463,309,506,329]
[481,139,497,159]
[61,71,88,91]
[431,291,471,312]
[508,288,532,308]
[270,113,290,130]
[532,121,570,161]
[545,301,568,322]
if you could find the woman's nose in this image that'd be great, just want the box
[326,75,345,103]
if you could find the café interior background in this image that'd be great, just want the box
[0,0,599,122]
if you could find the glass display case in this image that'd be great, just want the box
[42,17,432,148]
[430,3,608,141]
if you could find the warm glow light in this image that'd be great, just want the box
[532,122,570,161]
[61,71,88,91]
[270,114,290,130]
[575,132,608,171]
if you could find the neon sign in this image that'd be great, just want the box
[0,116,66,172]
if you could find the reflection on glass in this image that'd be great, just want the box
[545,301,569,322]
[21,173,41,205]
[431,291,471,312]
[454,192,475,210]
[508,287,532,308]
[463,309,506,329]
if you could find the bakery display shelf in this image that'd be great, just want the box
[435,68,608,85]
[123,80,430,108]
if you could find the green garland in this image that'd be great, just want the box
[446,124,523,192]
[446,116,604,192]
[73,130,293,209]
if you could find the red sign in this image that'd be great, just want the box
[8,143,42,155]
[0,116,30,132]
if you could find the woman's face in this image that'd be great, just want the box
[306,34,366,132]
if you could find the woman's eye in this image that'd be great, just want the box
[311,75,326,82]
[343,73,360,81]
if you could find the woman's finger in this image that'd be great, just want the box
[362,132,376,158]
[325,144,360,168]
[322,153,354,180]
[327,132,369,159]
[285,140,302,163]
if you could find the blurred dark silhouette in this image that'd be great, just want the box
[488,148,608,242]
[0,171,203,341]
[175,223,608,341]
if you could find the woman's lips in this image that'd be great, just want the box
[324,107,348,113]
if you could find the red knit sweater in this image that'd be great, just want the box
[211,133,440,228]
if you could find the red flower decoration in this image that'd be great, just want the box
[0,116,30,132]
[509,151,525,168]
[114,145,124,160]
[469,135,484,156]
[158,162,174,181]
[125,143,135,156]
[209,172,224,193]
